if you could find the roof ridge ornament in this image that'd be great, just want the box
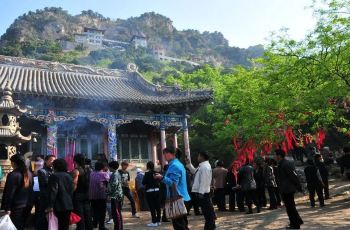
[0,80,15,109]
[155,81,162,92]
[3,80,12,97]
[127,63,138,72]
[173,83,180,89]
[0,55,122,77]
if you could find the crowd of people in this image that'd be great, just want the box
[1,145,350,230]
[1,153,135,230]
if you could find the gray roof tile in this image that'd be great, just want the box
[0,55,213,105]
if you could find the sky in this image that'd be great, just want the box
[0,0,316,48]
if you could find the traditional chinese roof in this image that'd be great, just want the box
[0,55,212,106]
[84,27,105,34]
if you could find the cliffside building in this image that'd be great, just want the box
[84,27,105,46]
[131,34,148,49]
[72,27,105,50]
[152,46,166,56]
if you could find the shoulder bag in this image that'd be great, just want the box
[164,183,187,219]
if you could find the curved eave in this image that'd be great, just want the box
[0,55,213,106]
[0,107,26,116]
[0,133,32,144]
[13,90,213,106]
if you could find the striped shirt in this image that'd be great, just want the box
[89,171,109,200]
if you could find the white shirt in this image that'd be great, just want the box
[33,176,40,192]
[187,161,212,194]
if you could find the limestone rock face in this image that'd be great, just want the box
[0,8,264,68]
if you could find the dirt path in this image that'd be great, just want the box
[117,178,350,230]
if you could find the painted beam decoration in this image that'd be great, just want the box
[27,109,184,128]
[26,109,186,159]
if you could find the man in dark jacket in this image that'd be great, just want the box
[254,162,267,208]
[38,155,56,203]
[238,158,260,214]
[264,159,278,209]
[314,154,330,199]
[275,149,303,229]
[37,154,56,230]
[271,159,282,207]
[304,159,324,207]
[339,146,350,180]
[46,158,74,230]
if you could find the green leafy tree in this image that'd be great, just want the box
[163,0,350,163]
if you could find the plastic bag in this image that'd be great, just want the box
[0,214,17,230]
[69,211,81,225]
[47,212,58,230]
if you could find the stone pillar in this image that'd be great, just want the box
[183,116,191,160]
[173,133,178,149]
[160,124,167,165]
[151,133,158,163]
[47,123,58,156]
[103,129,108,157]
[160,129,167,150]
[107,122,117,160]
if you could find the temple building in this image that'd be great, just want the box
[0,55,212,164]
[66,27,106,51]
[130,34,148,49]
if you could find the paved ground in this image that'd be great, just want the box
[103,178,350,230]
